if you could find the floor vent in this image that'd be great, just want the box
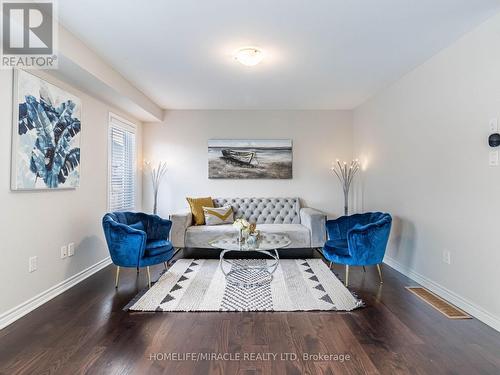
[406,287,471,319]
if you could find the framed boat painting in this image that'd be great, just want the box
[208,139,292,179]
[11,70,82,190]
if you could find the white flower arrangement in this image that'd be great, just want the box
[233,218,260,246]
[233,218,250,231]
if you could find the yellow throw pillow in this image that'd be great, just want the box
[203,205,234,226]
[186,197,214,225]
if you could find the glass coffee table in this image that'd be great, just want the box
[210,233,291,286]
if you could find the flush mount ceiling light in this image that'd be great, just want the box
[234,47,264,66]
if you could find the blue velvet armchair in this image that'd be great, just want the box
[323,212,392,286]
[102,212,175,288]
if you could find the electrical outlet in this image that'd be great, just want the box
[61,245,68,259]
[489,151,499,166]
[68,242,75,257]
[29,256,37,272]
[442,250,451,265]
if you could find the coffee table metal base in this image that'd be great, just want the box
[219,249,280,286]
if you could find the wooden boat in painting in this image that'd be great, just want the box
[221,149,257,166]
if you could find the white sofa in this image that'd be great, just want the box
[170,197,326,249]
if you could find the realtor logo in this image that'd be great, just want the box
[1,0,58,69]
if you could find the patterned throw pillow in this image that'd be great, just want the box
[203,205,234,226]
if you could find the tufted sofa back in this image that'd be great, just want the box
[213,197,301,224]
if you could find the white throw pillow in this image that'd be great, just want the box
[203,205,234,226]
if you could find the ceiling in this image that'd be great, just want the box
[58,0,500,110]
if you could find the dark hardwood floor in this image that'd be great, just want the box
[1,252,499,375]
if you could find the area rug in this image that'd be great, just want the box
[127,259,363,312]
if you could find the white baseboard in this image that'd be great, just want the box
[0,257,112,330]
[384,256,500,333]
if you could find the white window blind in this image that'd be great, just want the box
[108,116,136,211]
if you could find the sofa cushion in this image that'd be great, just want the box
[324,239,349,256]
[145,239,173,257]
[185,223,310,248]
[213,198,301,224]
[146,239,169,249]
[256,224,310,247]
[185,224,236,248]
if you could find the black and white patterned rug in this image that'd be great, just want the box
[127,259,363,312]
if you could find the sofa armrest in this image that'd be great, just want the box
[169,212,192,248]
[300,208,326,247]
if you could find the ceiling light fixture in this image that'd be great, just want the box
[234,47,264,66]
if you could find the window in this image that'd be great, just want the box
[108,114,136,211]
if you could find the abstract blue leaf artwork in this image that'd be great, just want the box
[11,70,82,190]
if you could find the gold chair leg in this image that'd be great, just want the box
[136,267,139,274]
[345,265,349,287]
[329,261,332,269]
[115,266,120,288]
[163,262,167,269]
[147,266,151,288]
[362,266,366,272]
[376,264,383,284]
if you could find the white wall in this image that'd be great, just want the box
[143,110,352,217]
[57,24,164,121]
[353,14,500,329]
[0,69,142,323]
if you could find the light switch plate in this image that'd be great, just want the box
[442,250,451,265]
[490,118,498,133]
[29,256,37,272]
[489,151,499,166]
[61,245,68,259]
[68,242,75,257]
